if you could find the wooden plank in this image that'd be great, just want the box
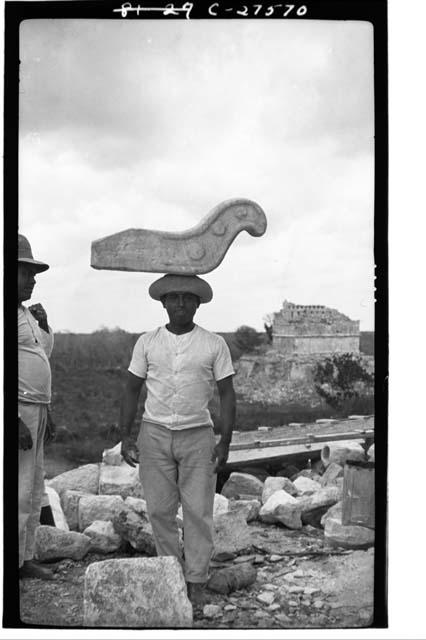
[221,417,374,468]
[226,438,368,467]
[228,429,374,453]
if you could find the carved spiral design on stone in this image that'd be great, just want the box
[234,207,248,220]
[212,221,227,236]
[188,244,206,261]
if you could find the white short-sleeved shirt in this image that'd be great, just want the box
[18,305,54,404]
[128,324,235,430]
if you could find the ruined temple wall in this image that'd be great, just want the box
[271,301,360,355]
[273,319,360,336]
[273,335,360,354]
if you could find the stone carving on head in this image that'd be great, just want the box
[90,198,267,275]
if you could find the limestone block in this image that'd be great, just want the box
[47,464,100,497]
[98,462,144,499]
[83,557,192,627]
[61,490,85,531]
[213,510,252,558]
[177,493,229,526]
[35,525,91,561]
[221,472,264,499]
[262,476,298,504]
[113,504,156,555]
[45,485,69,530]
[91,198,267,274]
[78,495,124,531]
[320,501,343,528]
[324,516,375,549]
[228,498,261,522]
[83,520,123,553]
[293,476,322,495]
[298,486,341,517]
[259,490,303,529]
[102,442,122,466]
[320,462,344,487]
[321,441,366,468]
[124,496,148,516]
[213,493,230,518]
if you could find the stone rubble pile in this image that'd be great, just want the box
[39,439,374,563]
[36,440,374,627]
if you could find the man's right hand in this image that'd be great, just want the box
[19,417,33,450]
[121,436,139,468]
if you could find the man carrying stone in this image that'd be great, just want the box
[120,274,236,605]
[18,234,56,579]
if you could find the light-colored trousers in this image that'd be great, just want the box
[138,421,217,583]
[18,402,47,567]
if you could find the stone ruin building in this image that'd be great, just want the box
[272,300,360,355]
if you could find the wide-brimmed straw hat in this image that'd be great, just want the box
[149,274,213,304]
[18,234,49,273]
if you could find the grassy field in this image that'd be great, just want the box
[44,329,374,477]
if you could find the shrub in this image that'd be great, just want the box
[234,325,262,353]
[313,353,374,415]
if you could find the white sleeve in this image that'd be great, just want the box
[128,335,148,379]
[213,336,235,381]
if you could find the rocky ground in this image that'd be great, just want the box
[19,522,374,630]
[17,422,376,630]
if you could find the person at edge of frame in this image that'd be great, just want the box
[120,273,236,606]
[18,234,56,580]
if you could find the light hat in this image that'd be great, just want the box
[149,274,213,304]
[18,234,49,273]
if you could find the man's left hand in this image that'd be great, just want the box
[29,303,49,333]
[212,439,230,473]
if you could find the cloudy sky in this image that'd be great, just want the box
[19,18,375,334]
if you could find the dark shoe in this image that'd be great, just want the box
[19,560,55,580]
[186,581,206,606]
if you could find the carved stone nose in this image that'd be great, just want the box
[90,198,267,275]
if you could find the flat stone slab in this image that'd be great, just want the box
[113,503,156,555]
[91,198,267,274]
[78,495,124,531]
[83,557,192,627]
[35,525,91,561]
[298,485,342,515]
[45,485,69,530]
[293,476,322,495]
[83,520,123,554]
[259,490,303,529]
[221,472,264,499]
[47,464,100,497]
[262,476,297,504]
[228,498,261,522]
[213,510,252,557]
[324,516,375,549]
[124,496,148,516]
